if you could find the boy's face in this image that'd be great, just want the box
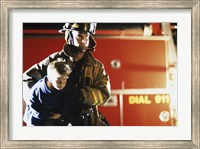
[49,70,69,90]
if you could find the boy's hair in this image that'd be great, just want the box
[47,60,72,76]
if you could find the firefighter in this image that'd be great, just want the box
[23,23,111,126]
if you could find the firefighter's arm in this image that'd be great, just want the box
[23,57,50,90]
[23,52,61,100]
[81,66,111,106]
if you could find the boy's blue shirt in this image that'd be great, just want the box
[23,76,70,125]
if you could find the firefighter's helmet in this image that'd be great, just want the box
[59,23,97,35]
[59,23,97,52]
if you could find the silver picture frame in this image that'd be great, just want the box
[0,0,199,148]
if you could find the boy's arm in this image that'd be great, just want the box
[28,95,51,119]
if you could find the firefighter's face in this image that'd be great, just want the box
[72,31,90,48]
[65,30,90,52]
[49,70,69,90]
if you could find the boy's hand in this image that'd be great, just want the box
[50,113,61,119]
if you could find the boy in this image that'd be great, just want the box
[23,60,77,126]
